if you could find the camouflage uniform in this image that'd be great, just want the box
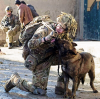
[4,13,77,95]
[1,6,20,48]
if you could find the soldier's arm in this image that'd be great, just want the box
[28,30,57,49]
[1,16,10,29]
[28,27,49,49]
[1,16,7,26]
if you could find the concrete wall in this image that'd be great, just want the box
[0,0,80,46]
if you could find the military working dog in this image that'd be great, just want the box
[56,39,98,98]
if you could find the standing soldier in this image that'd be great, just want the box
[4,12,77,95]
[1,6,20,49]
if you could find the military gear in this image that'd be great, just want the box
[55,86,72,96]
[55,71,72,96]
[57,12,77,39]
[5,6,13,12]
[19,22,42,44]
[8,43,12,49]
[55,86,64,95]
[5,72,30,92]
[4,72,20,92]
[5,72,47,95]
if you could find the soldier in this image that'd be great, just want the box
[4,12,77,95]
[1,6,20,49]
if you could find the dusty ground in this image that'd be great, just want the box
[0,44,100,99]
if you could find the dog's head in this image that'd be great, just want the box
[56,39,77,58]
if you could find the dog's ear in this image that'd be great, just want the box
[72,42,77,46]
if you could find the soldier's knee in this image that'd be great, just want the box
[7,30,13,36]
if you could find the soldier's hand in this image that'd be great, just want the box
[41,31,57,43]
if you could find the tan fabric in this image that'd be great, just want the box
[6,25,20,43]
[18,4,33,26]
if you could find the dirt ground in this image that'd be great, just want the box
[0,46,100,99]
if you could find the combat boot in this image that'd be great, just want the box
[4,72,20,92]
[8,43,12,49]
[55,81,72,96]
[55,81,64,95]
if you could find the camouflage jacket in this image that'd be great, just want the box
[27,21,71,56]
[1,14,20,29]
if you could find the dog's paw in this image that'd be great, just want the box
[93,90,98,93]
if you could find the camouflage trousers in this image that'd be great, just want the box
[4,25,20,43]
[14,53,64,92]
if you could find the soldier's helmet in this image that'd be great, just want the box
[5,6,13,12]
[57,12,77,39]
[57,12,77,29]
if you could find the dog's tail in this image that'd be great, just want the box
[81,75,86,84]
